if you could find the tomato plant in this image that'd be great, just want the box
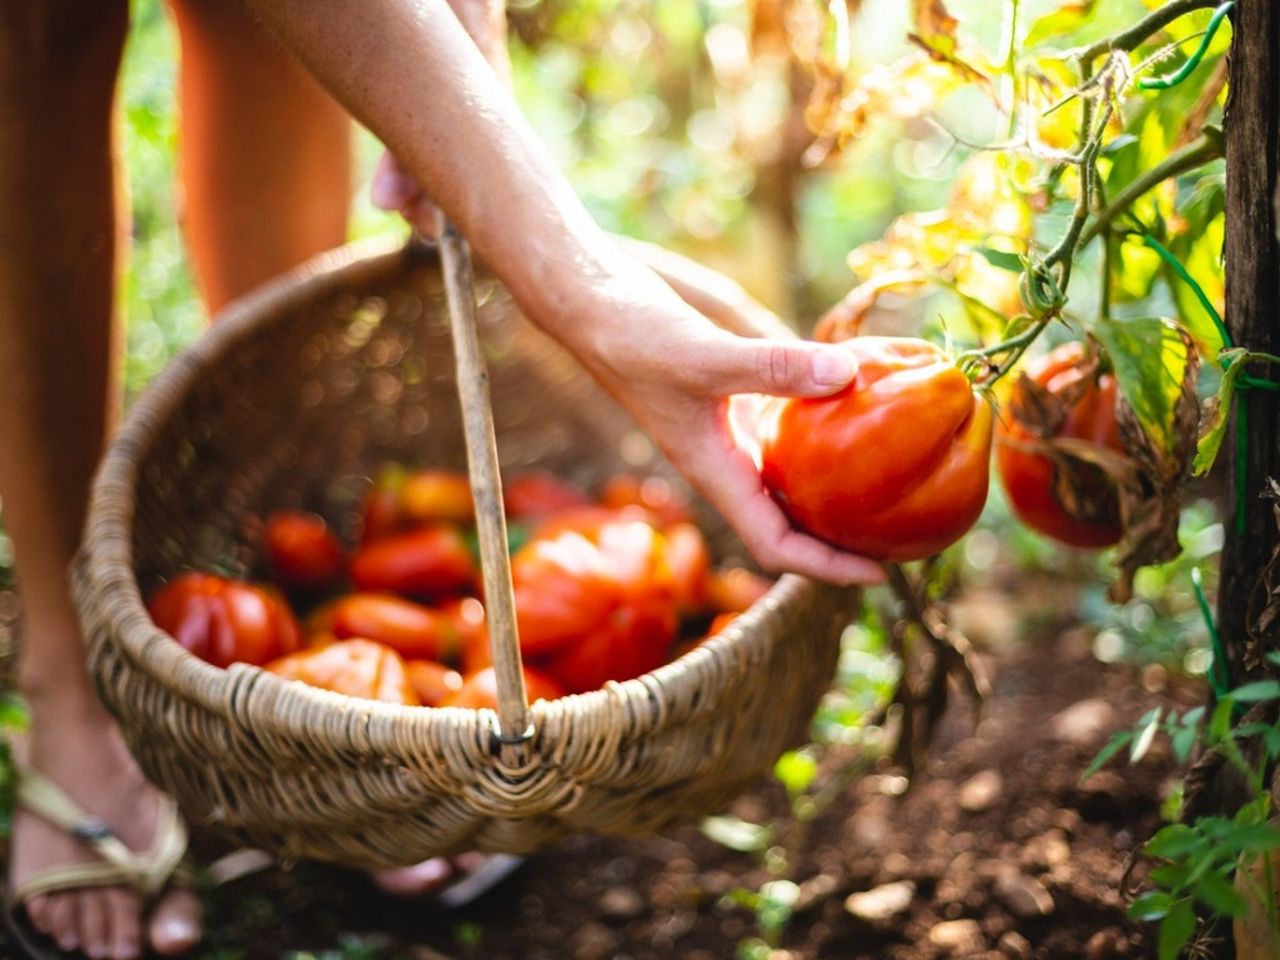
[147,572,302,668]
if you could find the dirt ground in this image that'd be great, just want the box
[149,592,1200,960]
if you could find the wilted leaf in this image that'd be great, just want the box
[814,270,928,342]
[1093,318,1199,460]
[1192,352,1245,476]
[1130,707,1162,763]
[912,0,957,38]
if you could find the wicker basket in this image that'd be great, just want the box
[73,236,855,869]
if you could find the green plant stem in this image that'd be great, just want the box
[1138,1,1235,90]
[1191,566,1229,698]
[1140,232,1232,347]
[1002,0,1021,138]
[1077,0,1221,64]
[1078,134,1223,248]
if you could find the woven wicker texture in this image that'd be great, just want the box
[73,237,854,868]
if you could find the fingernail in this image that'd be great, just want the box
[811,349,857,387]
[155,918,197,948]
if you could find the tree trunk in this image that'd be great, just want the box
[1219,0,1280,681]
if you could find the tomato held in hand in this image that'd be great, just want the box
[328,592,458,661]
[444,666,565,709]
[758,337,993,562]
[148,572,302,668]
[995,342,1123,548]
[349,524,476,599]
[405,660,465,706]
[263,511,345,592]
[266,639,419,705]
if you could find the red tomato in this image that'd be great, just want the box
[601,473,693,526]
[400,470,474,526]
[513,518,678,693]
[405,660,465,707]
[328,592,459,661]
[445,666,565,709]
[148,572,302,668]
[349,524,476,599]
[266,639,418,705]
[360,464,408,545]
[758,337,993,562]
[664,522,711,613]
[502,471,591,521]
[706,568,772,613]
[995,342,1124,548]
[440,597,492,673]
[263,511,345,592]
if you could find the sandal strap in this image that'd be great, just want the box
[10,765,189,904]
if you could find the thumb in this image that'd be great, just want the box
[706,338,859,398]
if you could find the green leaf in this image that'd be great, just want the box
[1196,870,1248,917]
[1093,317,1194,458]
[701,815,773,853]
[1193,358,1244,476]
[1130,890,1175,921]
[1082,729,1134,782]
[1146,824,1201,861]
[973,246,1023,273]
[1157,897,1196,960]
[1022,0,1099,49]
[1230,681,1280,703]
[1131,707,1163,763]
[774,750,818,797]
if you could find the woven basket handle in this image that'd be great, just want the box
[438,223,532,744]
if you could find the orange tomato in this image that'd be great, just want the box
[445,666,565,709]
[328,592,458,661]
[601,473,693,526]
[266,639,418,705]
[400,470,474,526]
[405,660,465,707]
[705,568,772,613]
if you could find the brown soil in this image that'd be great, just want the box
[172,606,1199,960]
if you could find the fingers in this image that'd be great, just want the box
[147,887,201,957]
[699,336,860,399]
[371,152,445,238]
[677,414,885,586]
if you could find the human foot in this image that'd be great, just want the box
[9,698,201,959]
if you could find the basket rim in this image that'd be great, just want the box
[78,235,824,752]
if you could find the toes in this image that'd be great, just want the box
[77,891,110,960]
[147,887,201,956]
[370,857,453,898]
[23,894,50,934]
[103,888,142,960]
[45,892,79,953]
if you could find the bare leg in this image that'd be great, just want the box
[170,0,351,312]
[0,4,201,958]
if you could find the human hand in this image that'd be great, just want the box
[541,245,886,586]
[370,0,509,237]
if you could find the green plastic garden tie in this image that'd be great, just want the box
[1137,1,1235,91]
[1191,566,1230,699]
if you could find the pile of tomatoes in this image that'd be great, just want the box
[147,468,769,708]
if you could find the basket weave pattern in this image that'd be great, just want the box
[74,239,853,868]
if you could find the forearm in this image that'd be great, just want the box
[245,0,623,341]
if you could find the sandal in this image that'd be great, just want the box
[3,763,193,959]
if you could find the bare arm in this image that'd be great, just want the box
[246,0,885,585]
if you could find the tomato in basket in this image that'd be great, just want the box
[445,665,565,709]
[349,523,476,599]
[266,639,418,705]
[405,660,465,707]
[502,471,591,521]
[327,592,459,661]
[263,511,345,593]
[147,572,302,668]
